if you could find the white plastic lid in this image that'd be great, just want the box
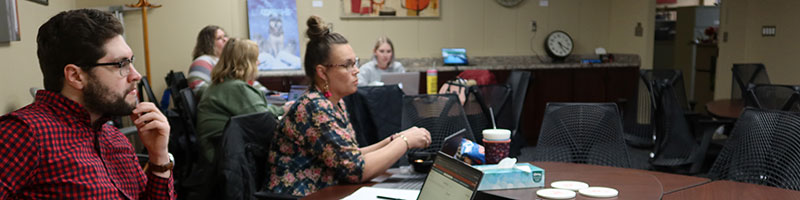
[482,129,511,141]
[551,180,589,191]
[578,186,619,198]
[536,188,576,200]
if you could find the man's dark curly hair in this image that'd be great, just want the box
[37,9,124,92]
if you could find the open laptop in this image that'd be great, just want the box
[442,48,468,66]
[381,72,420,95]
[373,129,468,190]
[440,128,467,157]
[286,85,307,101]
[417,151,484,200]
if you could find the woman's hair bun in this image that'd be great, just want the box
[306,15,328,41]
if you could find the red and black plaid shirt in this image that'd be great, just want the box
[0,90,175,199]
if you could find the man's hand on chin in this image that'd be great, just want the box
[131,102,172,177]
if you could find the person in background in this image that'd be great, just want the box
[266,16,432,196]
[357,36,405,86]
[188,25,271,98]
[196,38,284,166]
[0,9,175,199]
[185,38,285,199]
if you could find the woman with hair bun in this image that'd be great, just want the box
[266,16,432,196]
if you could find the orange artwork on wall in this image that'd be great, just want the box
[341,0,439,18]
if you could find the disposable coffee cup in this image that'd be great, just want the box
[482,129,511,141]
[482,129,511,164]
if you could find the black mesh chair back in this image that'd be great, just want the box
[526,103,631,168]
[137,76,159,104]
[622,70,657,148]
[506,71,532,157]
[650,82,696,166]
[343,85,404,147]
[165,70,189,91]
[402,94,475,154]
[793,98,800,112]
[177,88,198,125]
[708,108,800,191]
[647,75,722,174]
[732,63,770,100]
[641,69,691,111]
[478,85,513,129]
[463,84,512,143]
[745,84,800,111]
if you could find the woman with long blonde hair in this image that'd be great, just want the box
[196,38,283,168]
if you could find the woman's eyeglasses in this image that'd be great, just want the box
[86,56,135,77]
[324,57,359,71]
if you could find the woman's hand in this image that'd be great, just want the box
[283,100,295,113]
[397,126,432,149]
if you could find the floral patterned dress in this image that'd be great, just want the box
[266,87,364,196]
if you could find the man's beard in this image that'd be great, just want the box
[83,75,136,116]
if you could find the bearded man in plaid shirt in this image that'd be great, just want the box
[0,9,175,199]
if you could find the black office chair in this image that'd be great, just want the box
[462,84,512,143]
[621,71,657,148]
[647,72,728,174]
[732,63,770,101]
[214,111,299,200]
[402,94,475,155]
[506,71,532,157]
[163,71,199,197]
[343,85,405,147]
[744,84,800,112]
[708,108,800,191]
[520,103,631,168]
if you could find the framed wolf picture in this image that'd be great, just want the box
[247,0,301,71]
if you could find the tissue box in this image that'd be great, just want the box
[473,163,544,191]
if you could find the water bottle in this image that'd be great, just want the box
[426,62,438,94]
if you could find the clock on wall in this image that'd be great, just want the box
[544,30,574,61]
[496,0,524,7]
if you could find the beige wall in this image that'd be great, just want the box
[0,0,654,114]
[296,0,653,62]
[0,0,75,113]
[715,0,800,99]
[609,0,655,70]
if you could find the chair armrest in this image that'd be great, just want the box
[688,118,734,174]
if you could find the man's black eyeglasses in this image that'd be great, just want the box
[86,56,134,77]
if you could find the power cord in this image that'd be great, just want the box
[529,31,545,63]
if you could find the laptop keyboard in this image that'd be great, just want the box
[373,180,424,190]
[372,166,427,190]
[395,180,424,190]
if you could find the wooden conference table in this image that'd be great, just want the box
[705,99,745,119]
[662,180,800,199]
[303,162,710,199]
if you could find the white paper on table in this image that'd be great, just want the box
[341,186,420,200]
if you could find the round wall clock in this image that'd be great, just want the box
[544,30,574,61]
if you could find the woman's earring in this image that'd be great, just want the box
[323,82,332,98]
